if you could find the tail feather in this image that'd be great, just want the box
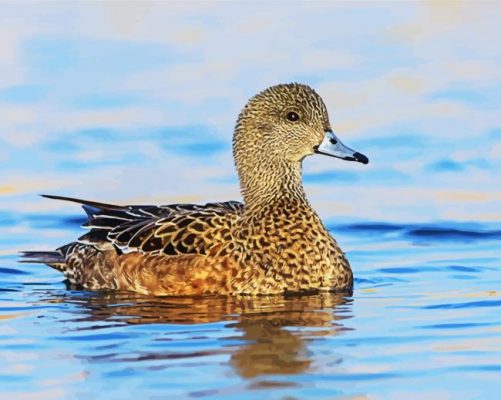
[21,195,122,274]
[40,194,123,211]
[19,251,64,266]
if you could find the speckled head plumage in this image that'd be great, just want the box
[234,83,331,164]
[233,83,367,208]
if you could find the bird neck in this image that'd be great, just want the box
[233,126,307,211]
[245,157,307,211]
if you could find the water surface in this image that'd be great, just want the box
[1,214,499,399]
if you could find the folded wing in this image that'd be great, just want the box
[42,194,243,256]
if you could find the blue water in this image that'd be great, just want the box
[1,212,499,399]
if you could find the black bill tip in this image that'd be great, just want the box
[353,152,369,165]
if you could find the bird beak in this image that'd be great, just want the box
[314,130,369,164]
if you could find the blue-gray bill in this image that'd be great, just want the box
[314,130,369,164]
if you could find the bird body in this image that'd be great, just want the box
[22,83,368,296]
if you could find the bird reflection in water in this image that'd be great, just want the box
[42,291,353,379]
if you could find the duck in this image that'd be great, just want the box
[22,83,368,296]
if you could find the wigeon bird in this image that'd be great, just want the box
[22,83,368,295]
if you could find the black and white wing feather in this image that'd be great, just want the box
[42,195,243,256]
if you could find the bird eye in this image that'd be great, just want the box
[286,111,300,122]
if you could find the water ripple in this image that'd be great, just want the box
[418,322,494,330]
[423,300,501,310]
[0,267,30,275]
[334,222,501,243]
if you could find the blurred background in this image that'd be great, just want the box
[0,1,500,222]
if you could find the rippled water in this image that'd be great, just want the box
[1,213,499,399]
